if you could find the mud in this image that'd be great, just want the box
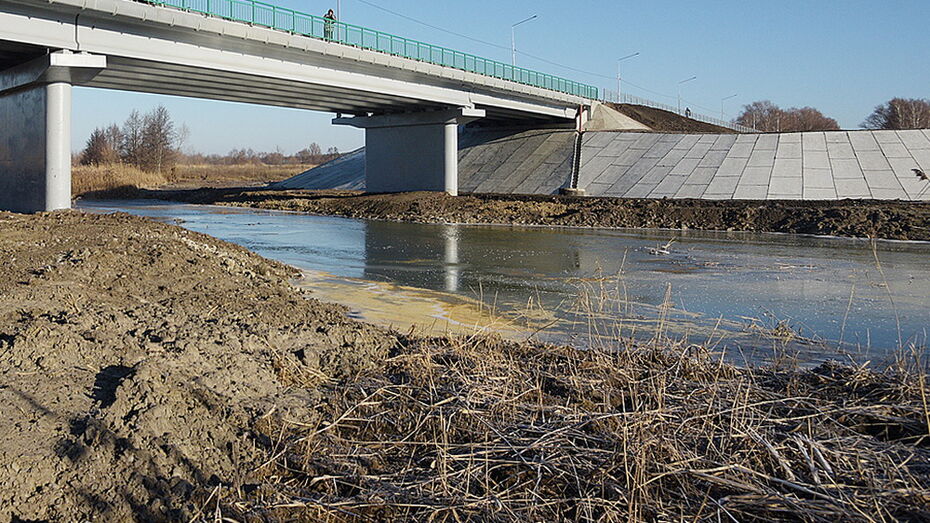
[103,188,930,241]
[607,102,738,133]
[0,211,394,522]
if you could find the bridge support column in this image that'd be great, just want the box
[334,108,484,195]
[0,52,105,213]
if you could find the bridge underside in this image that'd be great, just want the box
[0,41,45,70]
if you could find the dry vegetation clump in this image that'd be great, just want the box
[226,335,930,522]
[171,163,314,186]
[72,163,171,196]
[72,163,313,197]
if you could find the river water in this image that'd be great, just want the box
[80,200,930,365]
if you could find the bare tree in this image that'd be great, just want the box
[735,101,782,132]
[175,123,191,154]
[81,128,119,166]
[862,98,930,130]
[120,110,144,167]
[139,106,177,173]
[104,124,124,154]
[261,146,286,165]
[736,100,839,132]
[781,107,840,132]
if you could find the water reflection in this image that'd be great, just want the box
[360,219,930,360]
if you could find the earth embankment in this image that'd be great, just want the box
[103,188,930,241]
[0,211,394,521]
[607,103,737,133]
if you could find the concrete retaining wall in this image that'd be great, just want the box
[0,86,48,213]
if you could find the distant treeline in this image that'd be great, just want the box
[183,144,340,167]
[735,97,930,133]
[79,106,341,172]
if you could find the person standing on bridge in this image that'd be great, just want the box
[324,9,337,41]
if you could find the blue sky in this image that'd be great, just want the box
[73,0,930,154]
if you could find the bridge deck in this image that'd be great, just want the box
[148,0,597,99]
[1,0,589,121]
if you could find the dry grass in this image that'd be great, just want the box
[213,258,930,521]
[72,164,170,196]
[72,163,315,196]
[218,330,930,522]
[167,163,315,187]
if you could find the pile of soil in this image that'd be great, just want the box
[0,211,394,521]
[117,188,930,241]
[2,212,929,521]
[607,103,737,134]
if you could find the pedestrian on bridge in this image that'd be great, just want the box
[324,9,337,41]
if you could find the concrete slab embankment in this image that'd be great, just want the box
[272,127,576,195]
[579,130,930,200]
[273,148,367,190]
[275,128,930,201]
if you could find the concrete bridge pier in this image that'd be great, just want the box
[334,107,485,196]
[0,51,105,213]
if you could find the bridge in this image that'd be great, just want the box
[0,0,597,212]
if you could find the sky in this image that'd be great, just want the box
[72,0,930,154]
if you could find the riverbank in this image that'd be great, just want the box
[1,211,929,521]
[87,187,930,241]
[72,163,315,196]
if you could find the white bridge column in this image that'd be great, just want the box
[334,108,485,195]
[0,52,105,213]
[45,82,72,210]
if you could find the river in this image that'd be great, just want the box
[79,199,930,366]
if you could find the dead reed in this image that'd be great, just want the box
[72,164,170,196]
[72,163,314,197]
[221,329,930,522]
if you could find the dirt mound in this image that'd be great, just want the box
[126,188,930,242]
[607,103,737,134]
[0,211,394,522]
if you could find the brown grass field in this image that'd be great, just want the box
[72,163,313,196]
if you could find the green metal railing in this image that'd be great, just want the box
[149,0,598,99]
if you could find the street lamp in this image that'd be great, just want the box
[721,94,738,120]
[677,75,697,115]
[616,52,640,101]
[511,15,538,67]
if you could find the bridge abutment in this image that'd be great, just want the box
[334,108,485,196]
[0,52,105,213]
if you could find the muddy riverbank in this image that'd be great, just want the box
[85,187,930,241]
[2,211,929,521]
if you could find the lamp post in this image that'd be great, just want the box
[616,52,640,102]
[721,94,737,121]
[677,75,697,115]
[511,15,538,67]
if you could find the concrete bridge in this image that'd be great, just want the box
[0,0,596,212]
